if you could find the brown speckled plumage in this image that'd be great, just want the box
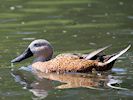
[32,54,111,73]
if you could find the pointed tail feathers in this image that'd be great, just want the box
[98,45,131,66]
[85,45,111,60]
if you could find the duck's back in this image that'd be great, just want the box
[32,54,98,73]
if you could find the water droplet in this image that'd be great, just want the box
[43,30,47,32]
[16,5,23,9]
[21,21,25,25]
[10,6,15,10]
[119,1,124,5]
[88,4,92,7]
[117,60,122,62]
[128,16,133,19]
[72,34,77,38]
[62,30,67,33]
[106,32,110,35]
[104,13,108,16]
[92,19,96,22]
[6,36,9,39]
[35,82,39,85]
[112,36,116,39]
[23,87,27,89]
[89,42,96,46]
[130,32,133,35]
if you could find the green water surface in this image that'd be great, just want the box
[0,0,133,100]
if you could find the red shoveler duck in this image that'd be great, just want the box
[11,39,131,73]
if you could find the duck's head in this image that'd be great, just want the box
[11,39,53,63]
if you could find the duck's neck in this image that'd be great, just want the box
[33,55,52,63]
[33,56,47,63]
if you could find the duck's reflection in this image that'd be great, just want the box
[11,67,124,99]
[35,72,108,90]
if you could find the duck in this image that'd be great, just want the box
[11,39,131,73]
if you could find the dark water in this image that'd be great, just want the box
[0,0,133,100]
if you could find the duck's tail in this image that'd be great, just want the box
[85,45,111,60]
[98,45,131,67]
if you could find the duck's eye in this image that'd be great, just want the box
[34,43,41,47]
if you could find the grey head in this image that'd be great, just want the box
[11,39,53,63]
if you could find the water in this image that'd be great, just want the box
[0,0,133,100]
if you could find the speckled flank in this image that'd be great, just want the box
[32,54,100,73]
